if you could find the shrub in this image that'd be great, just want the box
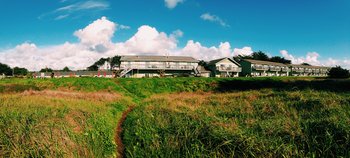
[328,66,350,79]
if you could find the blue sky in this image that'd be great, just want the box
[0,0,349,70]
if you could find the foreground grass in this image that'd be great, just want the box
[123,90,350,157]
[0,90,133,157]
[0,77,349,157]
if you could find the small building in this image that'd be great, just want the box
[207,57,242,77]
[240,59,290,77]
[289,65,330,76]
[118,55,199,78]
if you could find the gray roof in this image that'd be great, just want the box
[208,57,241,66]
[243,59,288,67]
[120,55,198,62]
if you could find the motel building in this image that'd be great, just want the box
[118,56,199,78]
[240,59,290,77]
[207,57,242,77]
[289,64,330,77]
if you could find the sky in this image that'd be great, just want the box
[0,0,349,70]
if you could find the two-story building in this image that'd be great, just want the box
[207,57,242,77]
[240,59,290,77]
[289,64,330,76]
[118,55,198,78]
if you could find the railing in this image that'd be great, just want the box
[218,67,242,72]
[252,66,269,71]
[120,64,195,70]
[292,68,304,72]
[270,67,282,71]
[304,69,313,73]
[281,68,289,72]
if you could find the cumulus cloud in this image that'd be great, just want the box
[176,41,234,61]
[233,47,253,56]
[74,16,116,52]
[200,13,229,27]
[164,0,184,9]
[280,50,321,65]
[0,15,240,71]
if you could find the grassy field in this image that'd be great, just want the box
[0,77,349,157]
[0,78,134,157]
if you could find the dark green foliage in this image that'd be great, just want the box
[87,56,121,71]
[252,51,270,61]
[238,51,291,64]
[270,56,291,64]
[0,63,12,75]
[301,63,311,66]
[13,67,28,76]
[62,66,70,72]
[39,68,53,72]
[328,66,350,79]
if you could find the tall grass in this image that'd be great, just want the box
[0,91,133,157]
[0,77,349,157]
[123,90,350,157]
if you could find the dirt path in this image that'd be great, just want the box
[115,105,135,158]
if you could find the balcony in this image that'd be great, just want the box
[292,68,304,73]
[252,65,269,71]
[304,69,313,73]
[281,68,289,72]
[218,67,242,72]
[120,64,195,70]
[270,67,282,71]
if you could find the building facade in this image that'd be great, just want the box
[289,65,330,76]
[118,56,198,78]
[240,59,290,77]
[207,58,242,77]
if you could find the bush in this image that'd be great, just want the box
[328,66,350,79]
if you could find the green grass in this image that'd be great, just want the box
[123,90,350,157]
[0,77,349,157]
[0,91,133,157]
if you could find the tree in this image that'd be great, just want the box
[40,68,53,72]
[87,56,121,71]
[270,56,291,64]
[0,63,12,76]
[252,51,269,61]
[301,63,311,66]
[13,67,28,76]
[328,66,350,79]
[110,56,121,70]
[62,66,71,72]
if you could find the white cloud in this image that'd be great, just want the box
[5,16,346,72]
[55,14,69,20]
[56,0,109,12]
[74,16,116,52]
[176,41,234,61]
[39,0,109,20]
[116,25,178,55]
[0,16,239,71]
[233,47,253,56]
[280,50,320,65]
[325,58,350,69]
[200,13,229,27]
[164,0,184,9]
[119,25,131,30]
